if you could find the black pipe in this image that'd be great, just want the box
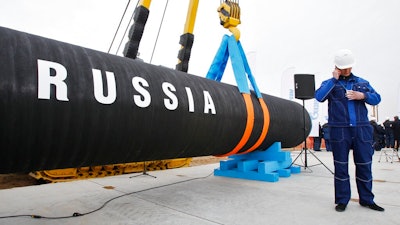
[0,26,311,173]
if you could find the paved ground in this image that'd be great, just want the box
[0,150,399,225]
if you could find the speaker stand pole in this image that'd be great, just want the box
[129,161,157,178]
[291,99,334,174]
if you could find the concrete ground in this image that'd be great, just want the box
[0,150,399,225]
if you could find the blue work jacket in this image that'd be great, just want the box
[315,73,381,127]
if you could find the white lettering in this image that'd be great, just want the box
[37,62,217,115]
[203,91,216,114]
[37,59,69,101]
[162,82,178,110]
[92,69,116,104]
[185,87,194,112]
[132,76,151,108]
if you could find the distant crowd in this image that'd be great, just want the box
[312,122,332,151]
[370,116,400,151]
[313,116,400,152]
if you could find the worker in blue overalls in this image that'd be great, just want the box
[315,49,384,212]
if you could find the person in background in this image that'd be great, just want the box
[370,119,385,151]
[383,117,394,148]
[322,122,331,151]
[313,123,323,151]
[315,49,384,212]
[392,116,400,150]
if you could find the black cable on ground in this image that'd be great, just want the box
[0,171,214,220]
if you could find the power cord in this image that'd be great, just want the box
[0,171,214,220]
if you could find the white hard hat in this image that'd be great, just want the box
[334,49,355,69]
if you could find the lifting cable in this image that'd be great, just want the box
[149,0,169,63]
[113,0,169,61]
[116,0,140,55]
[107,0,134,54]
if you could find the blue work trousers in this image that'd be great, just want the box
[330,126,375,205]
[385,132,394,148]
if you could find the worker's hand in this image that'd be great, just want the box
[332,68,340,80]
[346,90,365,100]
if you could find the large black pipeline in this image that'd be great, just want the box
[0,26,311,173]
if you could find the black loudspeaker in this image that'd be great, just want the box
[294,74,315,100]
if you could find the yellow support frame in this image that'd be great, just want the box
[139,0,152,9]
[176,0,199,72]
[183,0,199,34]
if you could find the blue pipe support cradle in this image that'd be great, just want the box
[214,142,301,182]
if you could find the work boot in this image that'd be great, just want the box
[335,204,347,212]
[360,203,385,211]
